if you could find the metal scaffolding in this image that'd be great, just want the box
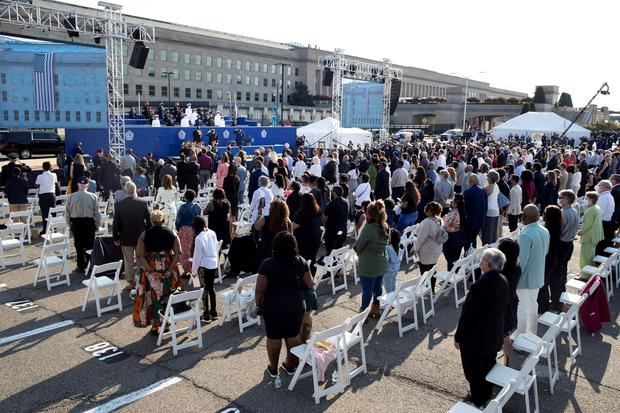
[319,50,403,137]
[0,0,155,158]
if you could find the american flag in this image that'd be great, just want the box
[33,52,56,112]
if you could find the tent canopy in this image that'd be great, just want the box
[492,112,590,141]
[297,117,372,148]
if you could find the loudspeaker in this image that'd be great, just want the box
[129,42,149,69]
[390,79,401,115]
[63,17,79,38]
[322,68,333,87]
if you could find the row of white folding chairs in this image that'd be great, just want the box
[288,308,370,404]
[578,251,617,300]
[399,223,419,264]
[313,245,359,296]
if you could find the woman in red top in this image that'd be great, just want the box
[519,169,537,207]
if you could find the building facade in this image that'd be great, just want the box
[0,36,107,129]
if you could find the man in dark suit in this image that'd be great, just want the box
[610,174,620,230]
[321,153,338,184]
[463,174,488,250]
[374,162,390,200]
[455,248,509,407]
[247,159,267,202]
[112,182,151,288]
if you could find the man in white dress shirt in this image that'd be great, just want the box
[596,180,615,255]
[250,175,274,224]
[35,161,59,235]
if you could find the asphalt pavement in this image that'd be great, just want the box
[0,222,618,413]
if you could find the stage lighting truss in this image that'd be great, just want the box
[319,50,403,137]
[0,0,155,160]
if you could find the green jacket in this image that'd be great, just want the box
[580,205,604,245]
[354,222,388,277]
[367,165,377,190]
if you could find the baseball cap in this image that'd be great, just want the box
[77,176,89,185]
[7,153,17,160]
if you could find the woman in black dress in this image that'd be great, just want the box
[253,199,292,264]
[223,163,240,220]
[70,154,87,193]
[255,232,313,377]
[292,193,323,264]
[203,188,232,248]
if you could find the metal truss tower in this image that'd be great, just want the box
[0,0,155,159]
[319,50,403,137]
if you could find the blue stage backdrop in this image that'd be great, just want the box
[65,126,297,158]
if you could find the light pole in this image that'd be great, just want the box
[451,71,485,131]
[276,63,291,126]
[162,71,173,110]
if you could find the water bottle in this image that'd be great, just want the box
[331,370,338,384]
[274,375,281,389]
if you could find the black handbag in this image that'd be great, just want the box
[159,288,192,313]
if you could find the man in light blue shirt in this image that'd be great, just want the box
[516,204,550,334]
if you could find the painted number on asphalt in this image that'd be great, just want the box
[84,341,130,364]
[5,299,38,312]
[217,408,240,413]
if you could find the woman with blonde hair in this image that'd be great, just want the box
[309,156,321,177]
[354,200,389,318]
[69,153,86,193]
[414,201,445,292]
[155,174,178,227]
[133,209,183,335]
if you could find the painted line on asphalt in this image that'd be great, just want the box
[0,320,74,345]
[82,376,182,413]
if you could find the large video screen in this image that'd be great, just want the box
[341,80,383,129]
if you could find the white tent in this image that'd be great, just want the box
[492,112,590,141]
[297,117,372,148]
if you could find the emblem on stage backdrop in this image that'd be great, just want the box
[223,130,230,140]
[177,130,186,140]
[261,129,267,138]
[125,130,134,141]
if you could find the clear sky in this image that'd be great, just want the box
[69,0,619,110]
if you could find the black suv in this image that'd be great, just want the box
[0,130,65,159]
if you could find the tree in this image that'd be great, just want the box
[288,82,314,107]
[529,102,536,112]
[533,86,546,104]
[520,103,530,114]
[557,92,573,108]
[467,97,480,103]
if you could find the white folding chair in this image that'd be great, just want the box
[46,206,66,226]
[219,275,261,332]
[314,246,349,295]
[288,322,347,404]
[513,313,563,394]
[375,278,420,337]
[448,378,519,413]
[399,224,418,264]
[33,242,70,290]
[81,260,124,317]
[433,255,473,308]
[41,220,70,246]
[8,210,32,244]
[485,345,544,413]
[588,252,616,299]
[540,282,593,359]
[232,206,252,233]
[343,248,359,285]
[341,308,370,383]
[215,240,224,284]
[55,194,68,206]
[0,226,26,269]
[157,288,204,355]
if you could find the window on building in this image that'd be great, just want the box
[287,80,291,88]
[195,55,202,65]
[96,112,102,122]
[1,91,6,102]
[263,93,268,102]
[34,111,40,121]
[206,56,212,66]
[245,61,250,71]
[295,67,299,76]
[196,71,202,81]
[207,89,213,99]
[148,85,155,96]
[254,92,259,102]
[24,110,29,121]
[236,60,241,70]
[185,88,191,98]
[184,53,190,64]
[53,74,59,85]
[2,110,7,121]
[245,92,250,101]
[254,62,259,72]
[263,63,268,73]
[236,91,241,101]
[236,75,242,85]
[172,51,179,63]
[55,111,60,121]
[272,65,276,74]
[148,65,155,77]
[254,77,259,86]
[271,93,276,102]
[263,78,268,87]
[161,86,168,97]
[147,49,154,60]
[0,73,6,84]
[184,69,191,81]
[216,57,222,68]
[196,89,202,99]
[245,76,250,85]
[95,93,101,104]
[161,67,168,78]
[206,72,212,82]
[272,79,276,88]
[287,66,292,76]
[134,68,142,76]
[216,73,222,83]
[172,69,179,80]
[76,111,81,121]
[216,90,222,99]
[226,59,232,69]
[123,83,129,95]
[65,111,70,122]
[44,112,50,121]
[173,87,180,98]
[123,64,128,76]
[86,111,92,122]
[226,74,232,84]
[160,50,167,61]
[135,84,143,95]
[13,110,19,121]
